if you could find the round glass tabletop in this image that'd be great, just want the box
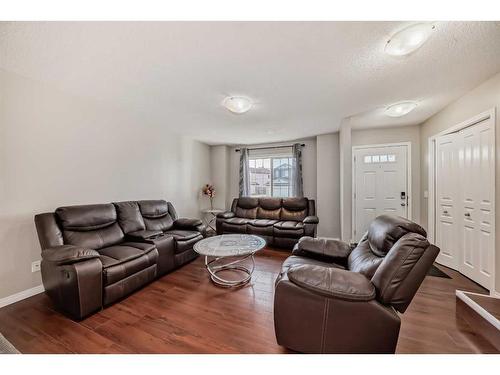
[194,234,266,257]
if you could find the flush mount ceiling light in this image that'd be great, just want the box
[222,96,253,114]
[385,23,435,56]
[385,101,418,117]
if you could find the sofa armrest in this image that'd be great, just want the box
[303,215,319,224]
[127,229,163,241]
[217,211,235,219]
[41,246,103,320]
[174,218,207,236]
[294,236,352,259]
[174,218,203,230]
[288,265,375,301]
[42,245,100,266]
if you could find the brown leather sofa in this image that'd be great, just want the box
[216,197,318,248]
[274,215,439,353]
[34,200,205,320]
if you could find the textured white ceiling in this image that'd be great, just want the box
[1,21,500,145]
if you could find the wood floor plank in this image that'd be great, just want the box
[0,249,496,353]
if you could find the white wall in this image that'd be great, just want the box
[227,138,318,204]
[339,121,352,240]
[0,69,211,299]
[316,133,341,238]
[209,145,231,210]
[419,71,500,293]
[352,124,421,224]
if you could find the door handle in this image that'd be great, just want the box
[443,210,449,214]
[465,212,471,217]
[401,203,406,206]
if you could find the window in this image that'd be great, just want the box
[249,156,293,197]
[362,153,397,164]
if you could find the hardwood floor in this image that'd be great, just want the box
[0,248,497,353]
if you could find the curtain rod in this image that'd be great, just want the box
[234,143,305,152]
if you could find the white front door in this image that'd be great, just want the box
[353,145,409,241]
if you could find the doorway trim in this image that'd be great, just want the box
[427,108,496,291]
[351,142,412,240]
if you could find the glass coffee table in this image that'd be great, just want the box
[193,234,266,287]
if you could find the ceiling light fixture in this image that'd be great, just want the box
[222,96,253,114]
[385,101,418,117]
[385,23,435,56]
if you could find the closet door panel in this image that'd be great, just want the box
[435,133,459,269]
[459,128,478,281]
[458,119,495,289]
[476,122,495,287]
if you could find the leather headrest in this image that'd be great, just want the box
[367,215,427,256]
[282,197,308,211]
[237,197,259,209]
[258,198,282,210]
[56,204,117,231]
[138,200,169,218]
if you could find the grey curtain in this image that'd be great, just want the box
[239,148,250,197]
[291,143,304,197]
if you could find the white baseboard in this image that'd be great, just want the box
[491,290,500,298]
[456,290,500,331]
[0,285,45,309]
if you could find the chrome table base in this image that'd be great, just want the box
[204,253,256,287]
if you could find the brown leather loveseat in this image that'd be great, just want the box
[274,215,439,353]
[216,197,318,248]
[34,200,204,320]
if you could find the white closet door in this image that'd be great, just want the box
[435,133,460,269]
[458,119,495,289]
[434,115,495,290]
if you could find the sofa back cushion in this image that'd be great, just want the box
[371,233,438,313]
[280,198,308,221]
[234,197,259,219]
[347,235,384,279]
[34,212,64,250]
[114,201,146,233]
[367,215,427,256]
[257,198,282,220]
[138,200,175,231]
[55,204,124,249]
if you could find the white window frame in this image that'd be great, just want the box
[248,153,294,198]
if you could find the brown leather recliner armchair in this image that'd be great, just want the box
[274,215,439,353]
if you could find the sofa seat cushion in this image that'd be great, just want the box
[274,221,304,230]
[98,243,158,286]
[98,242,156,267]
[221,220,248,234]
[223,217,253,226]
[163,229,203,254]
[248,219,278,227]
[247,219,277,236]
[273,221,305,238]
